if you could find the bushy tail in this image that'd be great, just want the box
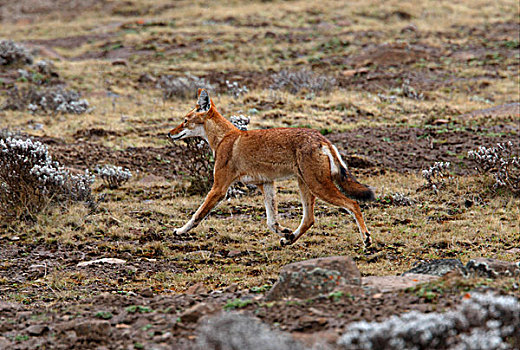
[333,165,375,202]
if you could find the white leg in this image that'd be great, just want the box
[259,182,291,237]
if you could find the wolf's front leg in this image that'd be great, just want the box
[174,186,228,235]
[258,182,292,237]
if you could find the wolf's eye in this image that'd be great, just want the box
[184,118,188,123]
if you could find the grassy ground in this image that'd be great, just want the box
[1,0,519,306]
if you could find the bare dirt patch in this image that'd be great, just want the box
[37,136,184,180]
[328,124,519,174]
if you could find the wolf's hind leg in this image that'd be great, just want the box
[280,177,316,246]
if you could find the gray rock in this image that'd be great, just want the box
[265,256,360,301]
[402,259,466,276]
[466,258,520,278]
[179,302,217,323]
[26,324,49,336]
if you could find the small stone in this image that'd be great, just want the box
[10,236,20,241]
[29,264,46,271]
[138,73,156,84]
[26,324,48,336]
[140,287,154,298]
[179,302,217,323]
[186,282,207,295]
[225,283,239,293]
[111,59,128,66]
[77,258,126,267]
[228,250,241,258]
[158,331,172,341]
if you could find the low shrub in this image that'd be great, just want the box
[337,292,519,350]
[158,74,214,100]
[225,80,248,98]
[269,68,336,94]
[0,39,33,66]
[421,161,451,193]
[94,164,132,189]
[0,133,95,221]
[1,86,90,115]
[468,141,519,194]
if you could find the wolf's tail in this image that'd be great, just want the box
[333,166,375,201]
[329,145,375,201]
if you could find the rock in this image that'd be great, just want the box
[265,256,361,301]
[298,315,328,329]
[73,320,111,341]
[466,258,520,278]
[402,259,466,276]
[77,258,126,267]
[138,73,156,84]
[228,250,241,258]
[29,264,46,271]
[179,302,217,323]
[224,283,239,293]
[362,274,439,292]
[341,67,369,78]
[111,59,128,66]
[10,236,20,241]
[186,282,208,295]
[25,324,49,336]
[140,287,154,298]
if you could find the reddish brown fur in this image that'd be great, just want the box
[169,89,374,247]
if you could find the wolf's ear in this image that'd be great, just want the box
[197,89,211,112]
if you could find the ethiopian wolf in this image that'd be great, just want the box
[168,89,375,247]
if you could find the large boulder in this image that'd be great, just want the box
[265,256,361,301]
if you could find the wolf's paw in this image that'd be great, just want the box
[281,227,292,235]
[280,233,295,247]
[280,237,290,246]
[363,234,372,248]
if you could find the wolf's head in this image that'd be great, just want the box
[168,88,213,141]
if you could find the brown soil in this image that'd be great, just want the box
[328,124,519,175]
[37,136,186,180]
